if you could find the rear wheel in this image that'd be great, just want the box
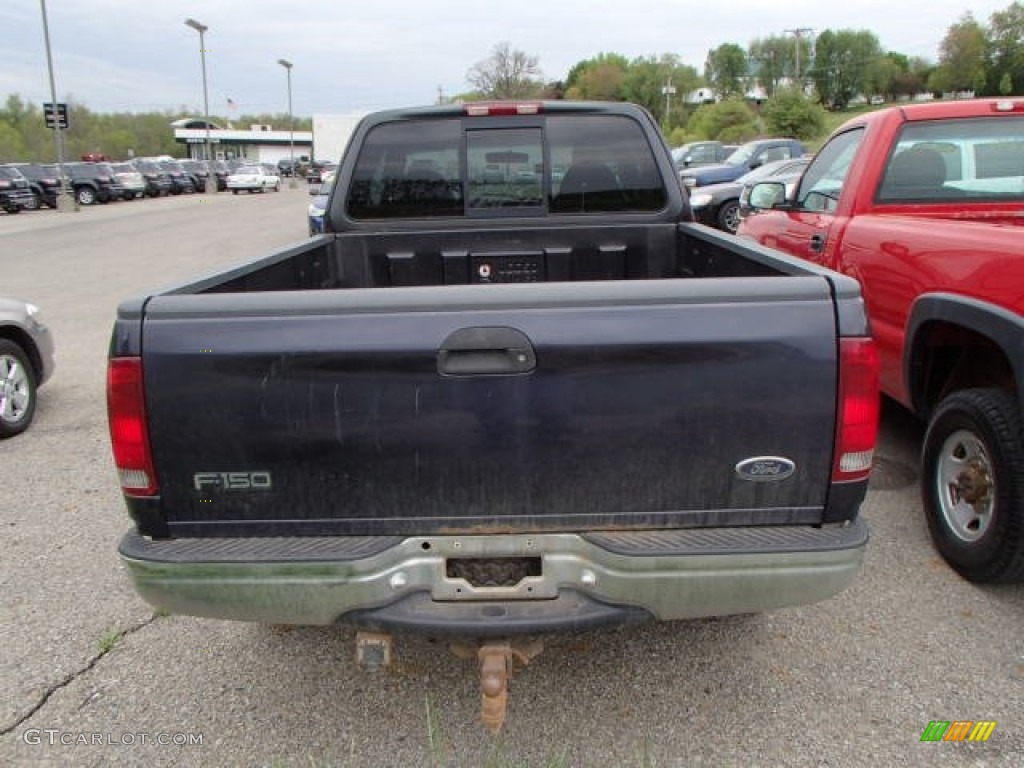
[76,186,97,205]
[0,340,37,438]
[922,388,1024,582]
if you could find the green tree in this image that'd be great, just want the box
[705,44,749,99]
[762,89,826,140]
[466,42,544,99]
[810,29,884,108]
[987,2,1024,96]
[929,13,988,94]
[564,53,629,100]
[686,99,759,142]
[619,54,700,130]
[748,35,810,97]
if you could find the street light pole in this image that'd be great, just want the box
[39,0,74,212]
[185,17,217,193]
[277,58,296,189]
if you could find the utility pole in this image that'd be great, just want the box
[661,77,676,127]
[785,28,814,86]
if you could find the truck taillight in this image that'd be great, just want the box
[833,338,880,483]
[107,357,158,496]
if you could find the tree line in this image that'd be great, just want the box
[2,3,1020,161]
[0,96,312,163]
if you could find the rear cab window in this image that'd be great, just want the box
[344,111,668,220]
[877,116,1024,203]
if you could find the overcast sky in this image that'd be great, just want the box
[0,1,1013,118]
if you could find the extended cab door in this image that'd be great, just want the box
[740,129,865,268]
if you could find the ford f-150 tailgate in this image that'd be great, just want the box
[118,272,846,538]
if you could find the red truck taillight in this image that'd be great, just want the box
[107,357,159,496]
[833,338,880,483]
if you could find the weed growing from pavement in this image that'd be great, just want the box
[97,629,122,654]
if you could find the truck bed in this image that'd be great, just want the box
[113,221,865,539]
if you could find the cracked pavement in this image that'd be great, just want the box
[1,189,1022,766]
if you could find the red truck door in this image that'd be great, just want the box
[740,128,867,270]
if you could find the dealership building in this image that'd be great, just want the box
[172,118,312,165]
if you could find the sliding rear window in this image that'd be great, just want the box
[344,113,667,220]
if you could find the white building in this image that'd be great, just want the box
[172,118,312,164]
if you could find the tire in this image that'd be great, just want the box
[922,388,1024,582]
[232,189,239,195]
[3,205,20,214]
[76,186,97,206]
[0,340,37,438]
[716,200,741,233]
[273,182,280,192]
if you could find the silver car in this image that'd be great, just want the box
[0,298,56,437]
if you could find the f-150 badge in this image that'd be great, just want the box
[193,471,272,491]
[734,457,796,482]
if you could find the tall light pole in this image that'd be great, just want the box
[277,58,296,189]
[185,17,217,193]
[39,0,73,212]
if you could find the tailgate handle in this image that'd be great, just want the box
[438,326,536,376]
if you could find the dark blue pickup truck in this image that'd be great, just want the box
[108,101,877,731]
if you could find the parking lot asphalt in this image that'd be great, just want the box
[1,189,1021,767]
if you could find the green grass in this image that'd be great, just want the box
[97,629,122,654]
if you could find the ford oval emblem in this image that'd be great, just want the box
[735,456,796,482]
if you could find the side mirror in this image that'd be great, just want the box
[747,181,787,211]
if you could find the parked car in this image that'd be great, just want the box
[0,166,36,213]
[0,297,55,438]
[738,161,809,223]
[227,164,281,193]
[207,160,230,191]
[157,160,195,195]
[688,156,811,233]
[305,160,337,184]
[64,162,123,205]
[180,159,212,192]
[110,163,147,200]
[131,160,173,197]
[679,138,807,189]
[307,174,334,234]
[671,141,737,169]
[7,163,61,209]
[277,158,299,177]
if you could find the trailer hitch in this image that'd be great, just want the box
[356,631,544,733]
[450,639,545,734]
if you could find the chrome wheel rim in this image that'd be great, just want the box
[935,429,995,543]
[0,353,31,424]
[721,205,740,233]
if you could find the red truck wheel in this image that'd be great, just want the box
[922,388,1024,583]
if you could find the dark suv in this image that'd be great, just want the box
[180,160,212,192]
[0,166,36,213]
[131,159,173,197]
[7,163,62,209]
[65,162,124,205]
[158,160,195,195]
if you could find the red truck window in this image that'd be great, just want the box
[876,117,1024,204]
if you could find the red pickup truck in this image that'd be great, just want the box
[738,98,1024,583]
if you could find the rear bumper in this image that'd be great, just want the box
[119,518,868,635]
